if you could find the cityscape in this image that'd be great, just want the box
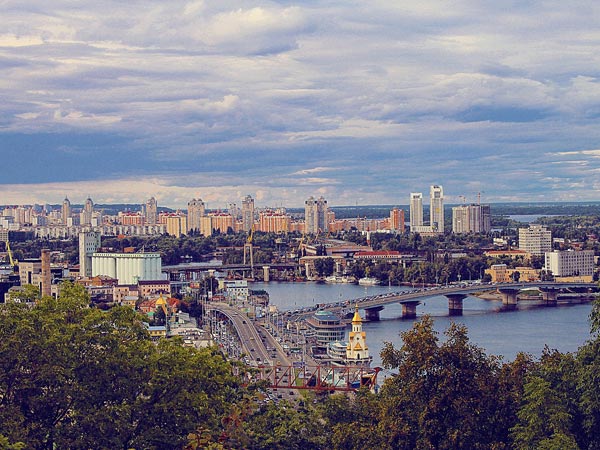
[1,189,600,447]
[3,0,600,448]
[1,186,492,239]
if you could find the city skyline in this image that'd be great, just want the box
[2,2,600,207]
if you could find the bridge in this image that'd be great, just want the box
[162,262,298,282]
[208,302,380,392]
[289,282,598,321]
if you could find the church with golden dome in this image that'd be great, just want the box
[345,305,372,366]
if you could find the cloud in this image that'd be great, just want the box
[2,1,600,206]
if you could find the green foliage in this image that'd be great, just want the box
[242,400,329,449]
[314,257,335,277]
[0,282,243,449]
[379,316,525,449]
[7,284,41,303]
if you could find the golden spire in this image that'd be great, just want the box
[352,304,362,324]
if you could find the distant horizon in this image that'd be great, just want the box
[3,199,600,211]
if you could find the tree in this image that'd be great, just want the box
[511,375,578,449]
[6,284,41,303]
[0,282,244,448]
[379,316,517,449]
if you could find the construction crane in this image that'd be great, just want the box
[243,225,255,270]
[5,239,18,272]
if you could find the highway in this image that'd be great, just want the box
[208,302,292,368]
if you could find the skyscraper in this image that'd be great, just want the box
[430,185,444,232]
[305,196,328,234]
[80,197,94,226]
[145,197,158,225]
[61,197,71,225]
[409,193,423,231]
[187,198,205,233]
[452,204,491,234]
[241,195,255,233]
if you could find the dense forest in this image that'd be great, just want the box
[1,283,599,449]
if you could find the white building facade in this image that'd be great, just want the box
[92,252,162,284]
[430,185,444,232]
[545,250,595,277]
[519,225,552,256]
[409,193,423,231]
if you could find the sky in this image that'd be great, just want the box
[2,1,600,209]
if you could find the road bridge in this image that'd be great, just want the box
[162,262,298,281]
[208,303,382,393]
[289,282,598,320]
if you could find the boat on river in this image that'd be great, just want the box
[325,275,357,284]
[358,277,380,286]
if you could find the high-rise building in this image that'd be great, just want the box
[452,204,491,234]
[241,195,255,232]
[61,197,71,225]
[259,209,290,233]
[305,196,328,234]
[187,198,205,234]
[163,213,187,238]
[80,197,94,226]
[228,203,239,219]
[79,231,101,278]
[430,185,444,232]
[519,224,552,256]
[409,193,423,231]
[200,212,234,236]
[145,197,157,225]
[389,207,405,233]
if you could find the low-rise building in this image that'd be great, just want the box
[545,250,595,278]
[306,310,347,348]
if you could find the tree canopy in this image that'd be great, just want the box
[0,283,243,449]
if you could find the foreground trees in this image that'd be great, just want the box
[0,283,243,449]
[1,283,600,449]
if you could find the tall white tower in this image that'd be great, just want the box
[79,231,101,278]
[409,193,423,231]
[61,197,71,225]
[80,197,94,226]
[430,185,444,233]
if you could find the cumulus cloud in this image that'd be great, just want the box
[2,1,600,206]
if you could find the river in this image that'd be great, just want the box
[251,281,595,369]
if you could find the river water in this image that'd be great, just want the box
[251,281,595,368]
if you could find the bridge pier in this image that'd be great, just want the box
[365,306,384,321]
[400,301,420,319]
[498,288,519,311]
[262,266,270,282]
[445,293,467,316]
[540,288,559,306]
